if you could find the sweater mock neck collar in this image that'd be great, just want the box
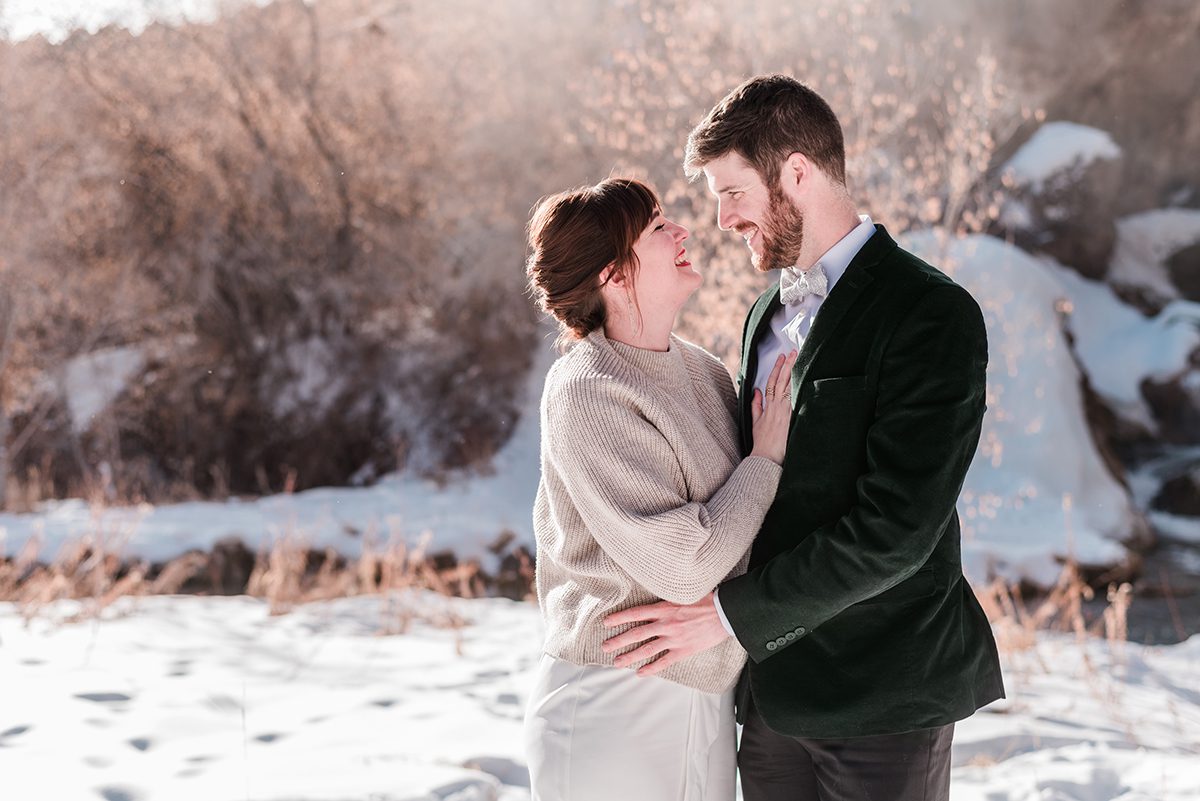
[587,329,689,387]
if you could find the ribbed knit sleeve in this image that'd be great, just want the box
[544,377,781,605]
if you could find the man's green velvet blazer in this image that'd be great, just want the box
[721,224,1005,739]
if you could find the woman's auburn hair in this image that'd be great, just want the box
[525,177,658,349]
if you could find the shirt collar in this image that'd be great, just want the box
[804,214,874,294]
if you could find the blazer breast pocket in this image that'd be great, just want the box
[810,375,868,398]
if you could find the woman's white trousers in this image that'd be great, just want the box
[524,653,736,801]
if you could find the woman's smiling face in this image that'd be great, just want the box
[626,210,700,316]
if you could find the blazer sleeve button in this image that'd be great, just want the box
[765,641,777,651]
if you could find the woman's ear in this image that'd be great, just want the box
[599,261,623,287]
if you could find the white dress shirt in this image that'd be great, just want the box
[713,215,876,637]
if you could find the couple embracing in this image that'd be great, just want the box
[522,75,1004,801]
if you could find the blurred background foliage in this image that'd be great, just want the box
[0,0,1196,506]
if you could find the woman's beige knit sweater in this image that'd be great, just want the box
[533,329,783,694]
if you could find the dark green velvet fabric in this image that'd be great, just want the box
[721,225,1005,739]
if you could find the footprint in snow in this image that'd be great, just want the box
[0,725,31,741]
[95,786,142,801]
[474,669,509,680]
[76,693,133,704]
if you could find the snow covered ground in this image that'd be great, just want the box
[1,594,1197,801]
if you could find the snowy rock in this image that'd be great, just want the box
[1149,510,1200,545]
[996,121,1123,280]
[1110,208,1200,309]
[1049,263,1200,434]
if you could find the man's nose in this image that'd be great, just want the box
[717,202,736,232]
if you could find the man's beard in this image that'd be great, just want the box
[751,186,805,273]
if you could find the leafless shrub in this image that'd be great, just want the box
[566,0,1037,362]
[0,0,541,505]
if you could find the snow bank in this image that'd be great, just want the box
[904,232,1138,585]
[0,335,556,571]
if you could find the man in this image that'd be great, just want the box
[602,75,1004,800]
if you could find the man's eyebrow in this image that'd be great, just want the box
[714,184,742,194]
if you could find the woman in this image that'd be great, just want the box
[522,177,797,801]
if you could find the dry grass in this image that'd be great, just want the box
[4,520,1134,660]
[971,561,1152,746]
[0,524,534,635]
[977,561,1135,654]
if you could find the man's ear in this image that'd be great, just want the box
[783,152,811,190]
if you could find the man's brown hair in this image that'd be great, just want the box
[684,74,846,188]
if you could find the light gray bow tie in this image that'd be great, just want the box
[779,263,828,306]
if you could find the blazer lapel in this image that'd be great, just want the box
[738,286,782,453]
[789,225,896,403]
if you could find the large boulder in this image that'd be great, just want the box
[995,122,1123,280]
